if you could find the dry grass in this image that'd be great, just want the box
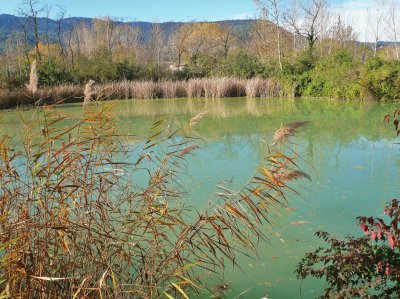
[0,77,287,109]
[0,97,309,297]
[245,77,283,98]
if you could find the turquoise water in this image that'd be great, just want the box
[1,98,399,298]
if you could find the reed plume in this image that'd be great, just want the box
[190,111,207,126]
[26,59,38,95]
[274,168,311,183]
[84,79,96,103]
[179,145,200,157]
[273,121,310,144]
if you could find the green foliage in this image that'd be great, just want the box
[358,57,400,101]
[215,51,265,79]
[186,52,216,77]
[293,51,361,99]
[1,35,400,102]
[39,58,70,86]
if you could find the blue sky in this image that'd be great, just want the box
[1,0,257,21]
[1,0,350,21]
[0,0,380,41]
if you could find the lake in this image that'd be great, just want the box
[1,97,398,299]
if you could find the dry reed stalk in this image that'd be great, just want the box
[186,79,204,98]
[26,59,38,95]
[274,168,311,183]
[203,79,215,98]
[53,84,82,100]
[273,121,310,144]
[0,96,309,298]
[190,111,207,126]
[84,79,96,103]
[245,78,283,98]
[179,145,200,157]
[130,81,156,99]
[158,80,179,98]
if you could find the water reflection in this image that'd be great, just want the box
[0,98,398,298]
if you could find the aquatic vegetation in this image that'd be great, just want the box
[0,99,309,297]
[0,78,287,109]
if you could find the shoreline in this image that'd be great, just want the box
[0,77,289,109]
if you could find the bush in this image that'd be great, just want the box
[216,50,265,79]
[39,58,71,86]
[358,57,400,101]
[294,51,360,99]
[296,200,400,298]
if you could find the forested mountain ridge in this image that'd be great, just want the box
[0,13,254,50]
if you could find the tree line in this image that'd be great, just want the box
[0,0,400,101]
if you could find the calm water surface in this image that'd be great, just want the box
[1,98,399,299]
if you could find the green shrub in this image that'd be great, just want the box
[358,57,400,101]
[297,51,360,99]
[39,58,70,86]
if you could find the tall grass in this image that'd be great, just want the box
[0,97,309,297]
[0,78,286,108]
[245,77,283,98]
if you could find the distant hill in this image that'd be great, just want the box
[0,14,255,51]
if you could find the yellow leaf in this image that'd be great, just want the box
[164,291,175,299]
[171,282,189,299]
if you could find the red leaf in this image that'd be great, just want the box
[386,232,395,249]
[360,223,369,235]
[371,230,377,240]
[384,115,390,123]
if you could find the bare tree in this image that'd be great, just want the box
[169,23,193,67]
[329,14,357,51]
[255,0,284,70]
[18,0,44,62]
[119,23,141,61]
[284,0,328,55]
[370,0,386,57]
[149,23,164,65]
[55,7,66,57]
[44,5,53,61]
[92,17,123,53]
[3,32,26,85]
[385,0,400,59]
[215,23,237,58]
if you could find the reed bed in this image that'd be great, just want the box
[0,78,286,108]
[245,77,284,98]
[0,95,308,297]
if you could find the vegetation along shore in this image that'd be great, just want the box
[1,0,400,108]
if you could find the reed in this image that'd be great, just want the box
[0,77,288,109]
[0,95,309,297]
[26,60,38,95]
[186,79,204,98]
[246,77,283,98]
[158,80,186,98]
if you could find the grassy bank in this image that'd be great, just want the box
[0,77,287,109]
